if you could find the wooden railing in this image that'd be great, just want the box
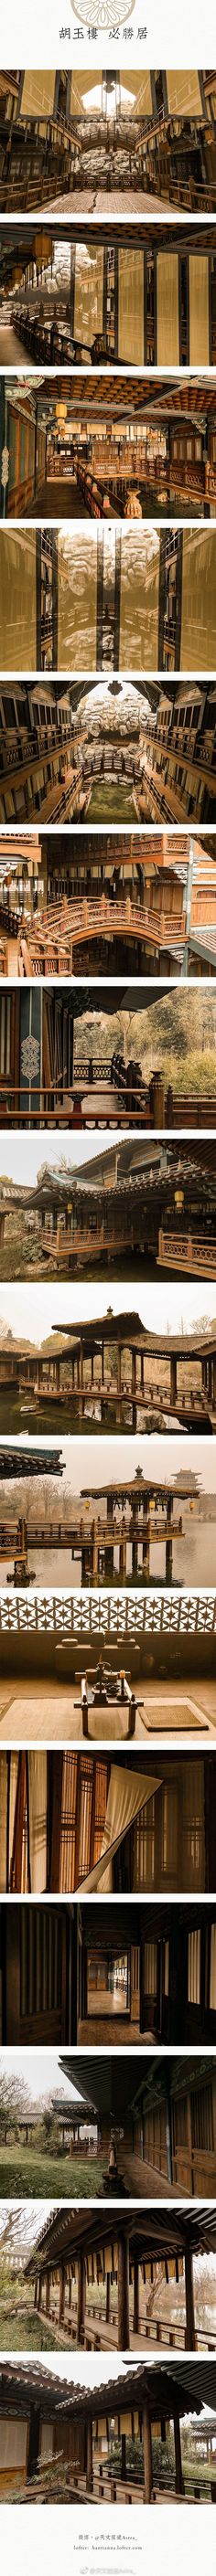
[0,1071,215,1129]
[41,1224,127,1267]
[167,1090,216,1129]
[39,2292,216,2355]
[17,896,184,976]
[157,1229,216,1277]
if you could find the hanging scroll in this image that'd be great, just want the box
[166,71,205,115]
[0,534,37,673]
[19,73,57,117]
[120,71,153,112]
[157,255,179,366]
[70,72,103,111]
[119,534,160,673]
[189,257,210,365]
[118,249,144,366]
[180,532,216,672]
[58,532,98,672]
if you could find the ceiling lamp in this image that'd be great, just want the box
[56,403,67,422]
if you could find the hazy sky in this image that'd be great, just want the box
[0,1279,216,1345]
[2,1431,216,1495]
[0,1133,113,1185]
[0,2050,83,2105]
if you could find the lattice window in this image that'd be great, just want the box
[134,1794,156,1889]
[191,2082,213,2154]
[59,1753,108,1892]
[188,1925,200,2006]
[183,1763,204,1886]
[162,1786,178,1879]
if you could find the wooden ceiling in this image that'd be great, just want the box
[1,219,216,285]
[7,374,216,430]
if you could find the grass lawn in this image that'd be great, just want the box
[0,2306,56,2352]
[0,2146,104,2198]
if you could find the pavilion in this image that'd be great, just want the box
[0,1461,198,1585]
[1,2356,216,2500]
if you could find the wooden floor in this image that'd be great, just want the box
[78,2017,155,2045]
[37,187,171,216]
[0,1678,215,1741]
[0,325,28,363]
[28,478,89,519]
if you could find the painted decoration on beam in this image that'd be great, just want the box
[20,990,42,1118]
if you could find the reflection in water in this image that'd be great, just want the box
[3,1516,216,1588]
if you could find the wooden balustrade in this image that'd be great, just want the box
[157,1229,216,1276]
[0,1069,215,1129]
[17,894,187,976]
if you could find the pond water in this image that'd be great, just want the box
[3,1511,216,1588]
[86,780,137,822]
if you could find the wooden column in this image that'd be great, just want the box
[106,2272,111,2325]
[121,2432,126,2484]
[27,2404,41,2483]
[143,2399,153,2501]
[45,2271,50,2316]
[86,2413,93,2492]
[117,1343,122,1414]
[117,2232,130,2348]
[166,1492,173,1580]
[185,2240,196,2348]
[174,2410,183,2494]
[77,2253,86,2343]
[170,1352,177,1408]
[92,1521,99,1582]
[59,2264,65,2326]
[133,2256,140,2337]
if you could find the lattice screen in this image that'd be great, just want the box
[0,1590,215,1632]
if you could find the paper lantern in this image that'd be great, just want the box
[35,235,51,262]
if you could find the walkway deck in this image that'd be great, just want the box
[37,188,171,217]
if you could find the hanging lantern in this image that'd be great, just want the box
[35,234,51,264]
[56,403,67,422]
